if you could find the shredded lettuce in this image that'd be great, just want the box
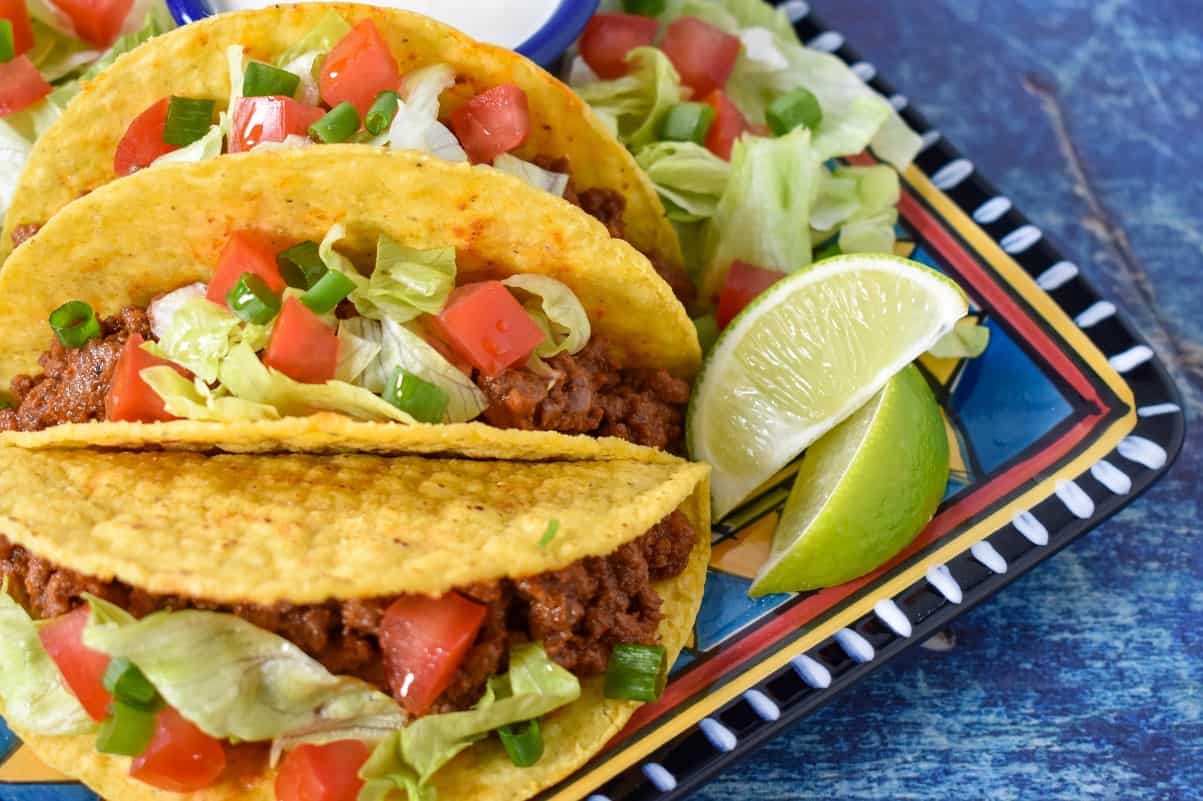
[492,154,569,197]
[154,296,241,382]
[350,237,457,323]
[335,320,382,385]
[152,121,225,166]
[811,164,899,248]
[275,11,351,68]
[574,47,682,149]
[219,342,413,422]
[838,209,897,254]
[360,643,580,799]
[82,597,403,743]
[141,366,281,422]
[225,45,245,122]
[634,141,731,223]
[928,318,990,359]
[501,275,590,357]
[0,584,96,736]
[279,51,324,106]
[385,64,466,162]
[338,317,487,423]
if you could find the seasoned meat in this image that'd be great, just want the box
[0,511,696,714]
[10,223,41,248]
[577,188,627,239]
[0,306,150,432]
[476,338,689,451]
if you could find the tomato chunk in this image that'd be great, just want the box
[716,261,785,329]
[229,96,325,153]
[427,281,545,378]
[262,297,338,384]
[379,593,486,716]
[113,98,179,176]
[0,55,52,117]
[37,608,112,722]
[660,17,741,99]
[0,0,34,56]
[104,334,188,423]
[701,90,751,161]
[53,0,132,47]
[578,13,659,80]
[319,20,400,116]
[448,84,530,164]
[130,707,226,793]
[276,741,370,801]
[207,230,288,306]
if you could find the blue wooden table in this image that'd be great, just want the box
[692,2,1201,799]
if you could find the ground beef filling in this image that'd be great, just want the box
[475,338,690,452]
[0,511,695,714]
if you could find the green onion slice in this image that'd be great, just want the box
[242,60,301,98]
[309,101,360,143]
[383,369,449,424]
[0,20,14,63]
[301,269,356,315]
[365,90,400,136]
[537,519,560,550]
[163,96,216,146]
[95,700,157,756]
[277,240,327,290]
[102,658,158,707]
[604,643,667,702]
[660,102,716,145]
[49,301,101,349]
[497,718,544,767]
[227,273,282,325]
[766,86,823,136]
[621,0,667,15]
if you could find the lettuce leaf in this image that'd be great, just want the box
[350,237,457,323]
[275,11,351,70]
[492,154,569,197]
[811,164,900,254]
[634,141,731,222]
[0,584,95,736]
[152,121,225,166]
[141,366,281,421]
[82,597,404,743]
[154,296,241,382]
[360,643,580,799]
[574,47,682,149]
[387,64,467,162]
[501,275,590,357]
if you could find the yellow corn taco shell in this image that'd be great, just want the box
[1,3,681,278]
[0,147,698,458]
[0,447,710,801]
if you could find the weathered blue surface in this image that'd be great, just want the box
[692,2,1202,799]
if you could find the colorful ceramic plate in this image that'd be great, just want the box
[0,1,1185,799]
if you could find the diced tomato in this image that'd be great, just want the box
[262,297,338,384]
[0,55,51,117]
[113,98,179,176]
[37,608,112,721]
[578,13,659,80]
[53,0,132,47]
[449,84,530,164]
[206,230,288,306]
[275,741,370,801]
[105,334,188,423]
[0,0,34,56]
[716,261,785,328]
[379,593,487,716]
[660,16,741,99]
[130,707,226,793]
[229,96,325,153]
[427,281,545,378]
[319,20,400,116]
[701,90,751,160]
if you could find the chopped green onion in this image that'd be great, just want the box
[102,658,158,707]
[163,96,216,146]
[0,20,14,63]
[300,269,356,314]
[384,369,448,424]
[365,90,400,136]
[659,102,715,145]
[226,273,282,325]
[604,644,667,702]
[49,301,101,349]
[242,60,301,98]
[621,0,666,15]
[277,240,327,290]
[537,519,560,550]
[497,719,544,767]
[95,700,157,756]
[766,87,823,136]
[309,101,360,143]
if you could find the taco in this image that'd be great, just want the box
[0,446,710,801]
[0,147,699,459]
[0,3,693,303]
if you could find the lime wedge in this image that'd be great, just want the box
[687,253,966,519]
[749,365,949,595]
